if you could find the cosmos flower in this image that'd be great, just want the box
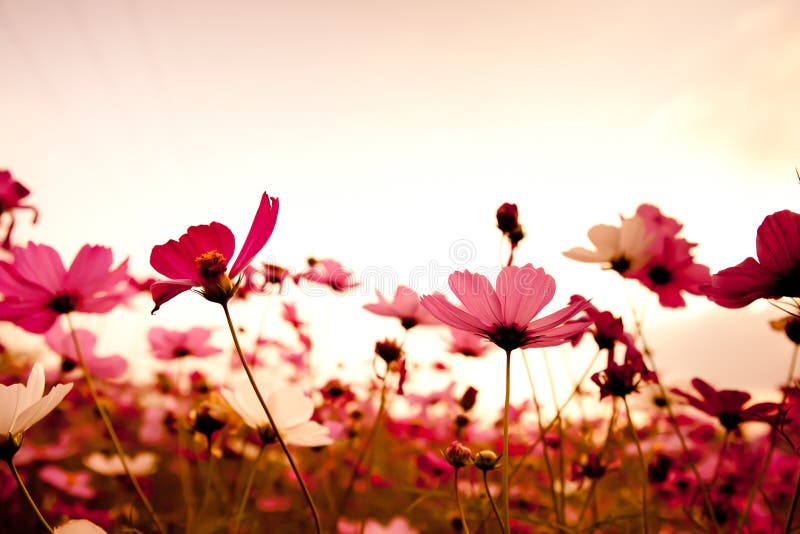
[0,170,38,250]
[419,264,591,352]
[0,363,73,459]
[294,258,359,292]
[363,285,440,329]
[147,326,220,360]
[446,327,491,358]
[149,192,279,311]
[563,215,653,275]
[705,210,800,308]
[39,465,96,499]
[45,323,128,379]
[221,375,332,447]
[83,451,158,477]
[0,243,133,333]
[671,378,781,431]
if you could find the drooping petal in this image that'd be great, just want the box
[268,387,314,430]
[150,279,196,313]
[229,193,279,277]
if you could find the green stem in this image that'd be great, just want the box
[66,314,166,534]
[483,469,505,532]
[502,349,512,534]
[7,460,54,533]
[222,302,322,534]
[454,468,471,534]
[623,397,649,534]
[233,445,265,533]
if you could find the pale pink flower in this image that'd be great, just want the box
[0,363,73,456]
[563,215,653,275]
[39,465,96,499]
[0,243,133,333]
[45,323,128,379]
[147,326,220,360]
[446,326,490,357]
[83,451,158,477]
[149,192,279,311]
[221,374,332,447]
[338,517,418,534]
[295,258,359,292]
[364,285,440,329]
[420,264,591,352]
[54,519,107,534]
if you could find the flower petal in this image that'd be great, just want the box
[11,382,72,436]
[150,279,196,313]
[268,387,314,430]
[229,193,279,277]
[284,421,333,447]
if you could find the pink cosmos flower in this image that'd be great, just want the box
[45,323,128,379]
[446,326,490,357]
[671,379,781,431]
[364,285,440,329]
[705,210,800,308]
[39,465,96,499]
[147,326,220,360]
[419,264,591,352]
[149,192,279,312]
[294,258,359,292]
[0,243,133,333]
[0,170,38,250]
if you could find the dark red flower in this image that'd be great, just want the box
[671,378,781,431]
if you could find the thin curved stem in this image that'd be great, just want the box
[482,470,505,532]
[502,349,512,534]
[232,444,265,533]
[222,303,322,534]
[454,468,471,534]
[7,460,54,533]
[623,397,648,534]
[66,314,166,534]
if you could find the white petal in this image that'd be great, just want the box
[11,382,72,435]
[268,387,314,429]
[284,421,333,447]
[20,362,46,412]
[0,384,23,435]
[54,519,107,533]
[221,388,262,429]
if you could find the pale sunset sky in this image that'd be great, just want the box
[1,1,799,411]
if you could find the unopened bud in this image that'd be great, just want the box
[473,450,501,471]
[458,386,478,412]
[444,441,473,468]
[496,203,520,234]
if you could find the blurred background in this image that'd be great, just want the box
[1,0,799,412]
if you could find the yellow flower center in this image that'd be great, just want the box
[194,250,228,281]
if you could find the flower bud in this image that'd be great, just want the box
[444,441,473,468]
[496,203,520,234]
[473,450,501,471]
[458,386,478,412]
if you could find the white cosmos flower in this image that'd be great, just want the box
[54,519,107,533]
[563,215,653,274]
[83,451,158,477]
[0,363,73,454]
[221,375,332,447]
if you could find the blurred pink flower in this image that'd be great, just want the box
[0,170,38,250]
[149,192,279,311]
[420,264,591,352]
[0,243,133,333]
[338,517,418,533]
[54,519,107,534]
[671,378,781,431]
[45,323,128,379]
[446,326,490,357]
[39,465,96,499]
[295,258,359,292]
[147,326,220,360]
[364,285,440,329]
[563,215,653,275]
[83,451,158,477]
[705,210,800,308]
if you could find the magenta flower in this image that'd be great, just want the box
[0,170,38,250]
[147,326,220,360]
[149,192,279,312]
[294,258,359,292]
[446,327,491,357]
[364,285,440,329]
[45,323,128,379]
[705,210,800,308]
[671,378,781,431]
[420,264,591,352]
[0,243,132,333]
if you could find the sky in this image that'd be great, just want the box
[1,0,799,411]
